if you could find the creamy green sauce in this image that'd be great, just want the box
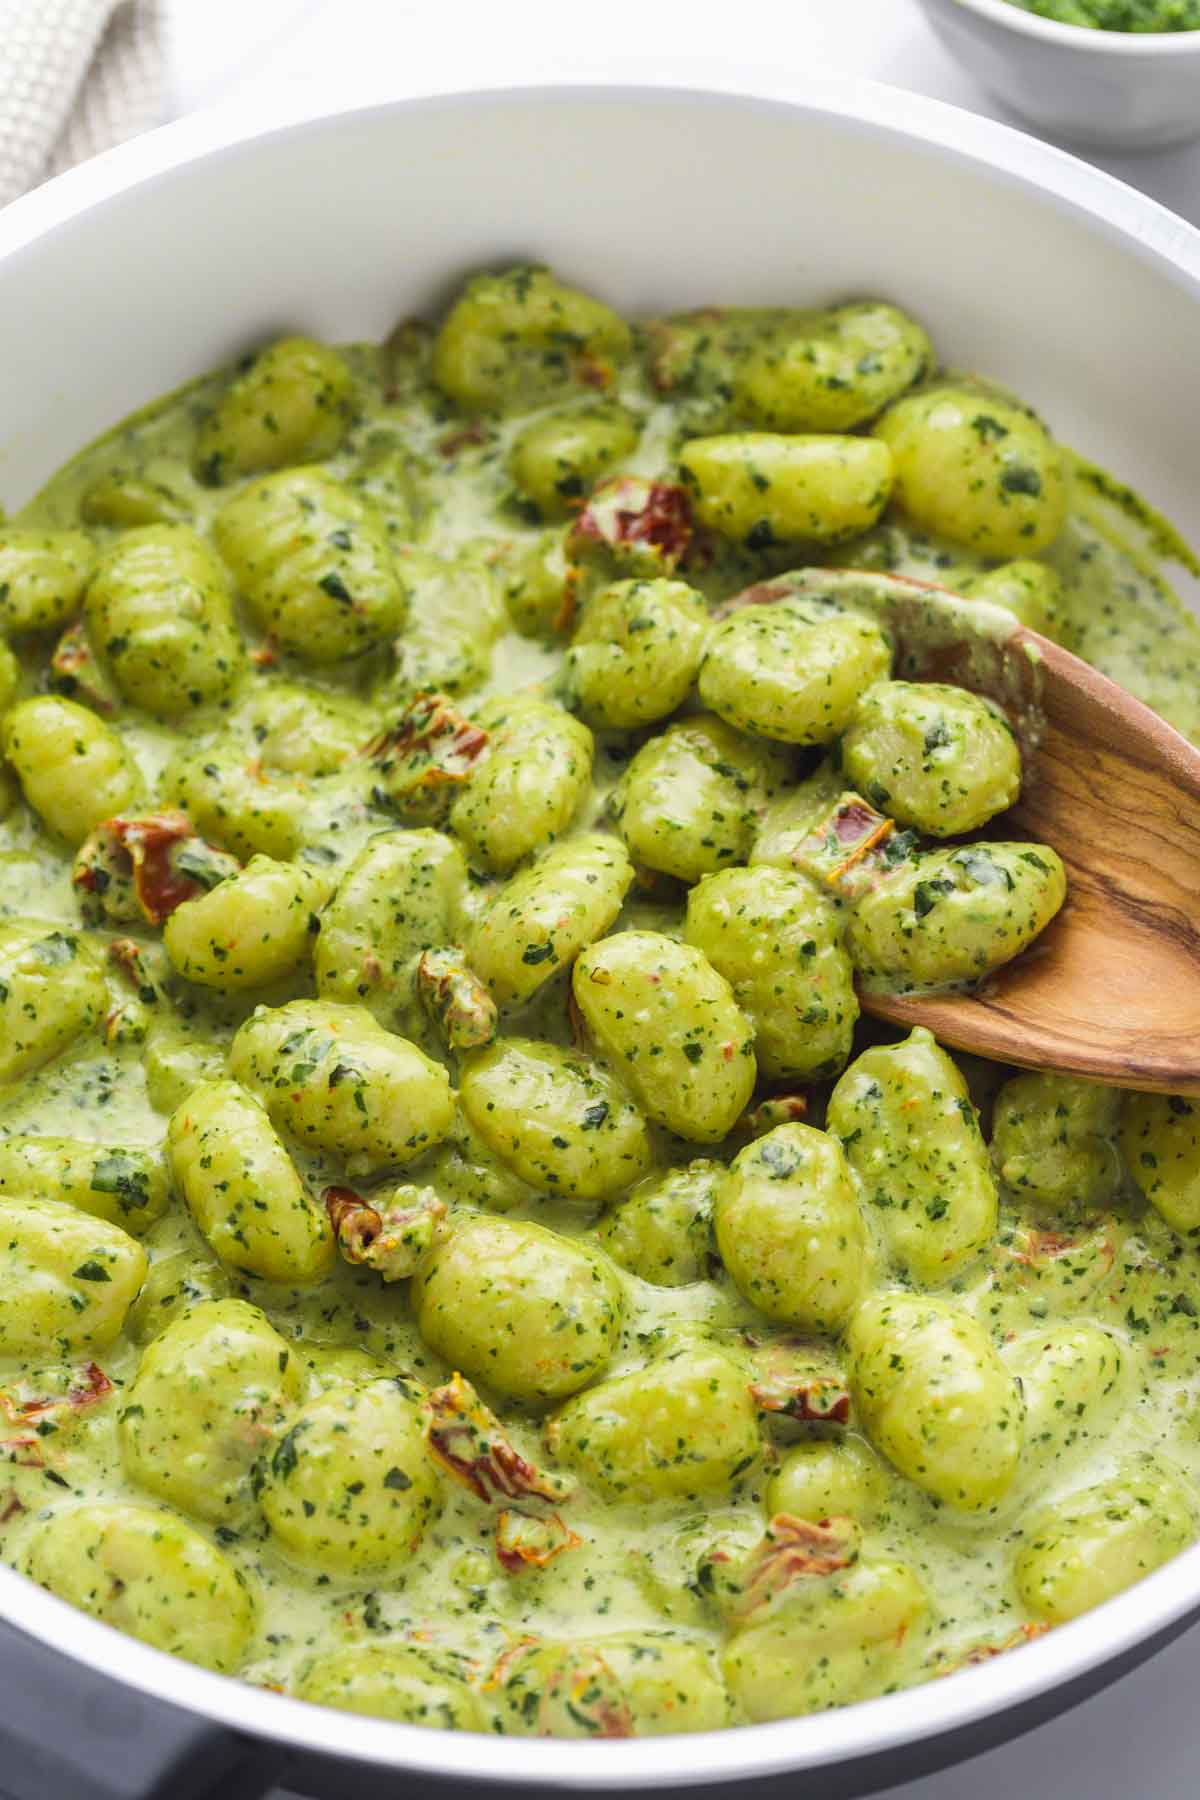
[1004,0,1200,28]
[1,286,1199,1734]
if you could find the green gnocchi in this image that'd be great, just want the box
[0,259,1189,1743]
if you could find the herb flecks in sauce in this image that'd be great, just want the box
[0,274,1197,1735]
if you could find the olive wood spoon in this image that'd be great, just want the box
[736,568,1200,1095]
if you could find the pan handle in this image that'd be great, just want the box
[0,1612,288,1800]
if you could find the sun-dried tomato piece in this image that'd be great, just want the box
[787,791,908,902]
[0,1436,44,1469]
[831,799,887,850]
[573,353,616,393]
[0,1362,114,1428]
[74,829,137,924]
[544,1650,635,1738]
[643,309,726,394]
[934,1622,1049,1676]
[363,693,490,824]
[120,813,205,922]
[743,1338,850,1425]
[550,566,582,639]
[482,1634,541,1693]
[569,476,692,575]
[324,1183,445,1282]
[734,1094,809,1141]
[417,947,498,1052]
[1009,1228,1075,1263]
[68,1362,113,1410]
[107,937,169,1003]
[439,421,488,458]
[999,1218,1119,1306]
[487,1640,634,1738]
[74,812,239,927]
[750,1373,851,1426]
[422,1373,573,1508]
[104,937,173,1044]
[733,1514,861,1620]
[494,1509,581,1573]
[49,620,120,713]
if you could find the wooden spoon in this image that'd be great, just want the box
[734,569,1200,1096]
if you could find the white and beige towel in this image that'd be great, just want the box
[0,0,164,206]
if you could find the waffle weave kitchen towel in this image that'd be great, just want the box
[0,0,164,205]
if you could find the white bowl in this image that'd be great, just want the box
[1,79,1200,1798]
[916,0,1200,151]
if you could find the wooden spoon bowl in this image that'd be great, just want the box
[752,570,1200,1095]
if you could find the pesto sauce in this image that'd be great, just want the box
[1,315,1199,1727]
[1003,0,1200,27]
